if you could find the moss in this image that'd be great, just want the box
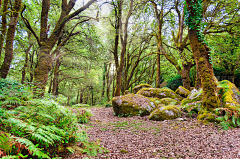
[218,80,240,107]
[158,98,179,105]
[149,105,182,121]
[137,88,182,101]
[133,84,152,94]
[112,94,156,117]
[175,86,191,98]
[200,63,220,110]
[181,89,203,106]
[197,108,216,123]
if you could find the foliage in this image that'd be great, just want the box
[166,74,183,91]
[215,108,240,130]
[0,79,104,158]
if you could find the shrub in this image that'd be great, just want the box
[166,74,183,91]
[0,79,106,158]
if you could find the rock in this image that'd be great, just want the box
[149,105,182,121]
[158,98,179,106]
[181,88,203,106]
[112,94,157,117]
[133,84,152,94]
[218,80,240,108]
[137,88,183,101]
[124,90,131,95]
[182,101,202,113]
[175,86,190,98]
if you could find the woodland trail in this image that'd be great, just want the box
[69,107,240,159]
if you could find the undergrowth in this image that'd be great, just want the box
[0,79,107,158]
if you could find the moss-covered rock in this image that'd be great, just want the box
[112,94,157,117]
[181,88,203,106]
[217,80,240,108]
[182,101,202,114]
[149,105,182,121]
[124,90,131,95]
[175,86,191,98]
[158,98,179,106]
[137,88,183,101]
[133,84,152,94]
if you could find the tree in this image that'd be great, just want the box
[185,0,220,110]
[0,0,22,78]
[112,0,134,96]
[22,0,97,96]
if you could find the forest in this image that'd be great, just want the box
[0,0,240,158]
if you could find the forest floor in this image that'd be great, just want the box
[67,106,240,159]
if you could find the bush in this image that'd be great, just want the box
[0,79,107,158]
[166,74,183,91]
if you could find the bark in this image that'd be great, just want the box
[80,92,83,103]
[156,53,161,88]
[180,62,193,90]
[115,0,133,96]
[102,63,107,97]
[52,52,61,96]
[151,1,171,88]
[48,78,52,93]
[186,0,220,110]
[106,63,111,102]
[0,0,8,61]
[0,0,22,78]
[76,89,80,104]
[21,43,32,84]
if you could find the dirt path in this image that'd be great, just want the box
[70,107,240,159]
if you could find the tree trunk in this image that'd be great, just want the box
[0,0,8,61]
[0,0,22,78]
[156,53,161,88]
[106,63,111,102]
[180,62,193,90]
[48,78,52,93]
[80,92,83,103]
[52,53,60,96]
[186,0,220,110]
[76,89,80,104]
[22,44,32,84]
[34,45,52,96]
[102,63,107,97]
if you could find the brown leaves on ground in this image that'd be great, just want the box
[67,107,240,159]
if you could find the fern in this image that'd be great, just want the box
[15,137,50,159]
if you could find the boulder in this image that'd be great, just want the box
[149,105,182,121]
[124,90,131,95]
[175,86,190,98]
[182,101,202,113]
[158,98,179,106]
[137,88,183,101]
[133,84,152,94]
[112,94,157,117]
[218,80,240,107]
[181,88,203,106]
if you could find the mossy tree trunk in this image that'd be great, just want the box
[102,63,107,97]
[21,42,33,84]
[180,62,193,90]
[22,0,97,96]
[151,0,173,88]
[0,0,8,61]
[0,0,22,78]
[114,0,133,96]
[186,0,220,110]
